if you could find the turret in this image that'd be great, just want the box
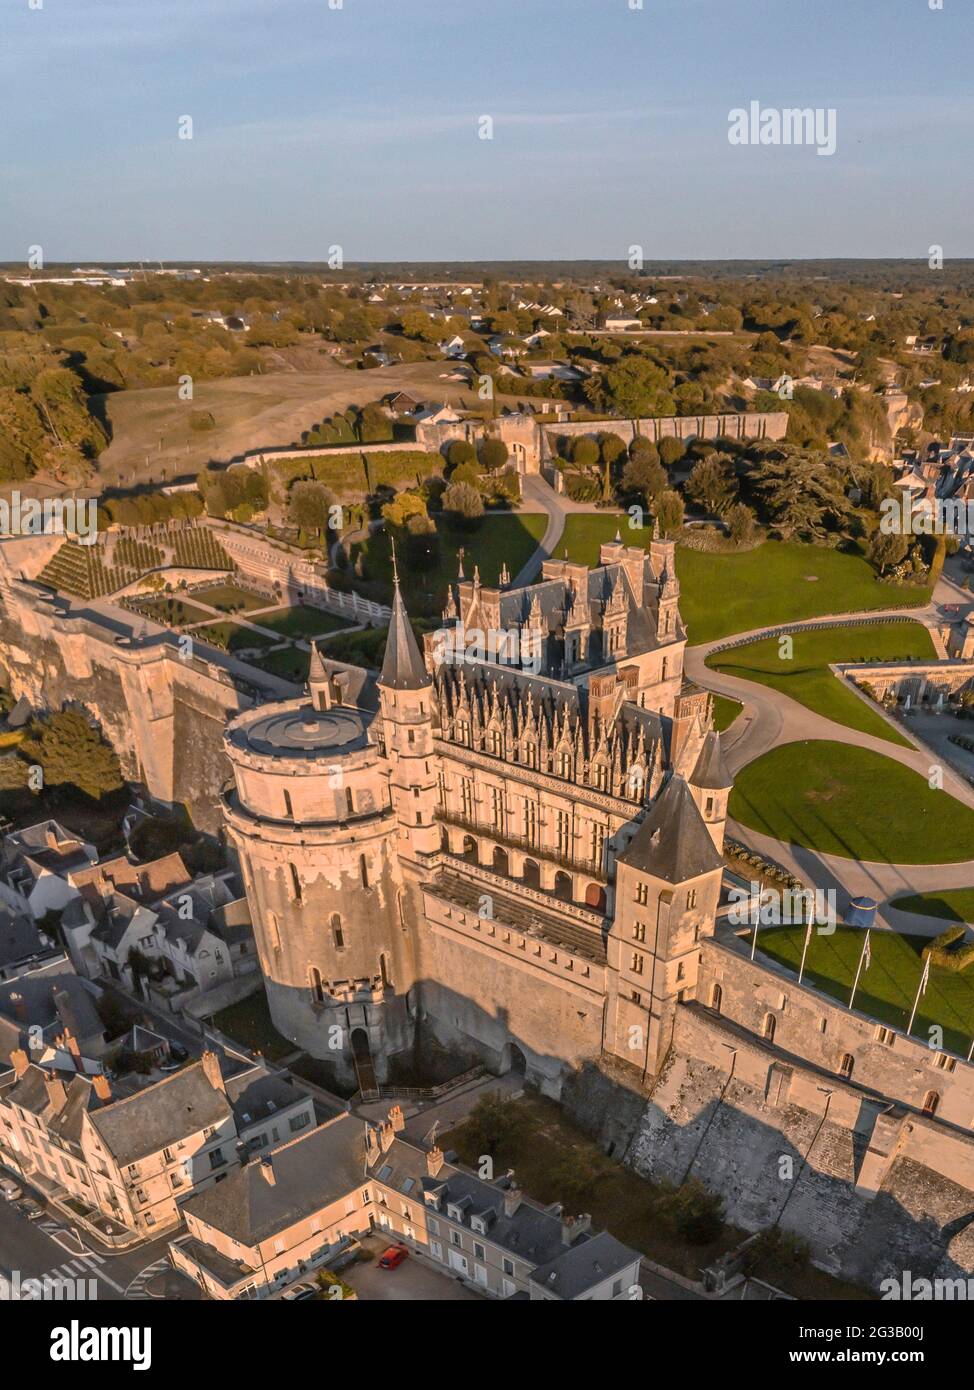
[378,550,440,858]
[688,730,733,850]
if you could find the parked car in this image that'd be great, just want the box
[281,1281,318,1301]
[378,1244,408,1270]
[0,1179,23,1202]
[16,1197,43,1220]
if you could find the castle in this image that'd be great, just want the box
[223,531,730,1092]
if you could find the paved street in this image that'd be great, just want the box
[0,1190,198,1302]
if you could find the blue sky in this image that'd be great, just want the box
[1,0,971,262]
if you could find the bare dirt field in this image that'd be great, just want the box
[93,360,544,492]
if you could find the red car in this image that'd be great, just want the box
[378,1244,408,1270]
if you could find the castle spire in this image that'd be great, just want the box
[379,544,431,691]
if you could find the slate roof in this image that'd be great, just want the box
[617,774,723,883]
[0,908,45,972]
[690,731,733,791]
[224,1065,309,1130]
[379,582,431,691]
[529,1230,640,1299]
[88,1060,233,1165]
[0,971,104,1062]
[182,1113,364,1245]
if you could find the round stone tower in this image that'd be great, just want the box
[223,646,415,1088]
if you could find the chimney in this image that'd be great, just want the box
[379,1119,395,1153]
[44,1073,68,1114]
[365,1124,381,1167]
[59,1029,84,1072]
[502,1174,522,1218]
[92,1072,112,1102]
[259,1156,276,1186]
[562,1212,592,1246]
[10,1048,30,1078]
[388,1104,405,1134]
[200,1050,226,1095]
[426,1146,445,1178]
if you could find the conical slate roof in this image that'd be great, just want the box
[379,580,430,691]
[690,731,733,791]
[307,640,328,686]
[618,775,723,884]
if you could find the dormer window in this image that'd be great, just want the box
[471,1215,487,1235]
[447,1203,463,1222]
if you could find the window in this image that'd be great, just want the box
[612,1278,623,1298]
[208,1148,226,1170]
[839,1053,854,1079]
[631,990,642,1005]
[763,1014,776,1043]
[876,1027,895,1047]
[359,855,369,889]
[705,796,714,817]
[407,730,415,746]
[922,1091,940,1116]
[633,922,646,943]
[283,788,293,818]
[935,1053,956,1073]
[676,961,685,981]
[631,952,644,975]
[687,889,697,910]
[346,787,354,815]
[310,967,324,1004]
[502,1258,515,1277]
[331,914,345,950]
[636,883,648,906]
[451,1231,462,1247]
[710,983,722,1013]
[473,1242,485,1260]
[289,863,302,902]
[428,1217,439,1236]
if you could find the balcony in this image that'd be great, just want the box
[437,807,608,884]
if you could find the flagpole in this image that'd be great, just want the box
[907,955,930,1036]
[848,930,870,1010]
[797,920,813,985]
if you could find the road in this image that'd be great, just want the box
[0,1193,198,1302]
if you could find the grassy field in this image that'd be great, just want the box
[556,520,927,647]
[353,512,547,612]
[711,693,743,732]
[751,925,974,1057]
[707,621,935,748]
[189,620,276,654]
[254,605,353,638]
[210,989,294,1062]
[191,582,270,613]
[891,889,974,923]
[729,740,974,864]
[250,645,312,683]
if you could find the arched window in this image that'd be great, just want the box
[558,751,571,778]
[283,788,293,818]
[763,1014,776,1043]
[345,787,354,816]
[289,863,302,902]
[491,730,503,756]
[687,888,697,910]
[839,1053,854,1079]
[922,1090,940,1116]
[359,854,369,889]
[676,961,685,981]
[331,913,344,950]
[524,742,536,768]
[710,982,722,1013]
[309,967,323,1004]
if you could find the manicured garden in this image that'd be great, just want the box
[707,621,935,748]
[191,582,270,613]
[189,620,276,654]
[352,512,547,611]
[751,925,974,1058]
[556,519,927,647]
[254,605,353,639]
[729,740,974,864]
[891,889,974,923]
[136,597,215,628]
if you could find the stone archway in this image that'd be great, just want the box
[523,858,541,889]
[584,882,607,912]
[553,871,573,902]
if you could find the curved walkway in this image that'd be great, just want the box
[684,594,974,931]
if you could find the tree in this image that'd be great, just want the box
[687,454,737,516]
[447,439,477,469]
[867,529,908,575]
[442,481,484,526]
[21,710,123,800]
[628,436,660,468]
[750,447,851,541]
[583,355,675,418]
[622,452,667,505]
[726,502,757,547]
[460,1091,529,1159]
[479,438,509,473]
[287,481,337,544]
[571,436,600,469]
[598,433,627,499]
[655,489,685,537]
[658,436,685,469]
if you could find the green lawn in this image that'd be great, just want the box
[556,521,927,648]
[729,740,974,864]
[254,605,353,639]
[191,582,270,613]
[189,620,276,654]
[751,925,974,1058]
[210,989,294,1061]
[708,621,934,748]
[891,889,974,923]
[353,512,547,613]
[250,644,311,683]
[136,597,215,628]
[711,693,743,733]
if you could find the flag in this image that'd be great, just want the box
[918,954,930,997]
[862,931,871,972]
